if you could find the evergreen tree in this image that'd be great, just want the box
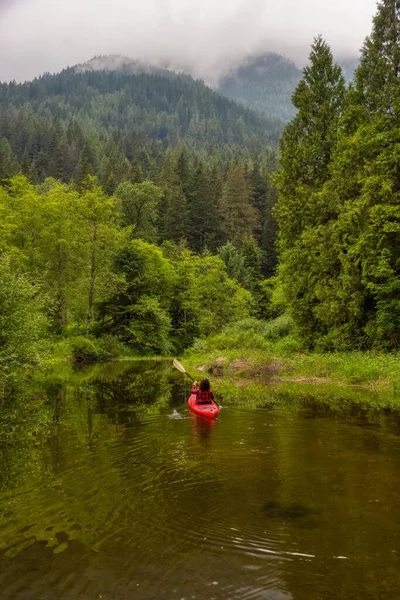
[274,36,346,247]
[129,157,144,184]
[188,163,221,252]
[273,37,346,346]
[219,163,258,245]
[355,0,400,119]
[74,143,96,190]
[163,185,188,244]
[0,138,18,181]
[158,152,188,243]
[174,149,193,201]
[260,173,279,277]
[311,0,400,348]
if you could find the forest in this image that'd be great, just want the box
[0,0,399,383]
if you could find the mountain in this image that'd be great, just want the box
[0,66,282,149]
[75,55,169,78]
[76,53,303,122]
[218,53,302,122]
[68,53,359,124]
[0,65,283,187]
[217,52,359,121]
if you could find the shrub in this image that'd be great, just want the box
[98,334,127,359]
[70,337,99,363]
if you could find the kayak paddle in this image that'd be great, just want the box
[173,358,195,382]
[173,359,220,408]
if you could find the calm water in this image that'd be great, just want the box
[1,361,400,599]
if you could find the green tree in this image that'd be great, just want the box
[35,180,81,332]
[219,163,259,245]
[99,240,176,352]
[75,181,124,337]
[274,36,346,246]
[116,180,163,243]
[0,254,45,376]
[0,137,18,181]
[173,251,254,347]
[189,163,221,252]
[158,152,188,243]
[310,0,400,348]
[273,37,346,346]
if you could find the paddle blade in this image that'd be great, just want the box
[173,359,187,374]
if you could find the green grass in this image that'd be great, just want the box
[184,317,400,394]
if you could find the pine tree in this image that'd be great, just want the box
[0,138,18,181]
[260,173,279,277]
[74,143,96,190]
[188,163,221,252]
[354,0,400,119]
[175,149,193,201]
[163,185,188,244]
[315,0,400,348]
[272,37,346,347]
[276,4,400,349]
[129,157,144,184]
[158,152,188,243]
[274,36,346,247]
[219,163,258,246]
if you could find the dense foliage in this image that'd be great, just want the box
[0,153,277,368]
[0,68,282,190]
[0,64,285,372]
[275,0,400,350]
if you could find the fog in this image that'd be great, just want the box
[0,0,378,83]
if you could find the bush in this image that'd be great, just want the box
[194,316,295,354]
[219,315,294,341]
[98,334,127,359]
[70,337,100,363]
[126,296,172,355]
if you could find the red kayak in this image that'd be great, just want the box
[188,394,219,419]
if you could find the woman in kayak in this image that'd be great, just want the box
[191,378,214,404]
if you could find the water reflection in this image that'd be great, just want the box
[1,362,400,599]
[191,412,217,445]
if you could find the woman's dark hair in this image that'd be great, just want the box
[199,378,210,391]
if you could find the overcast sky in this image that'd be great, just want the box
[0,0,379,83]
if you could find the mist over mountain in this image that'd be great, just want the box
[0,0,376,85]
[73,51,358,122]
[75,55,169,78]
[218,53,302,122]
[217,52,358,120]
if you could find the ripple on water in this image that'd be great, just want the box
[2,381,400,600]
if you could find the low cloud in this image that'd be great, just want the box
[0,0,378,83]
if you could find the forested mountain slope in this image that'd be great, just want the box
[218,53,302,122]
[0,68,281,151]
[218,52,358,121]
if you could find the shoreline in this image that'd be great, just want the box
[184,350,400,394]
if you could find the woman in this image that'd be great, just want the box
[191,378,214,404]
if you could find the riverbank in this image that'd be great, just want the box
[182,317,400,394]
[184,349,400,394]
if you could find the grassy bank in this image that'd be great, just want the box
[184,317,400,394]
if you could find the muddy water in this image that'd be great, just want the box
[1,361,400,599]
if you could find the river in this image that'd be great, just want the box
[1,360,400,599]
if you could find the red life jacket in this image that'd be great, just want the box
[191,387,214,404]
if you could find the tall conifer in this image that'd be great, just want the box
[219,163,258,245]
[318,0,400,347]
[275,36,345,246]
